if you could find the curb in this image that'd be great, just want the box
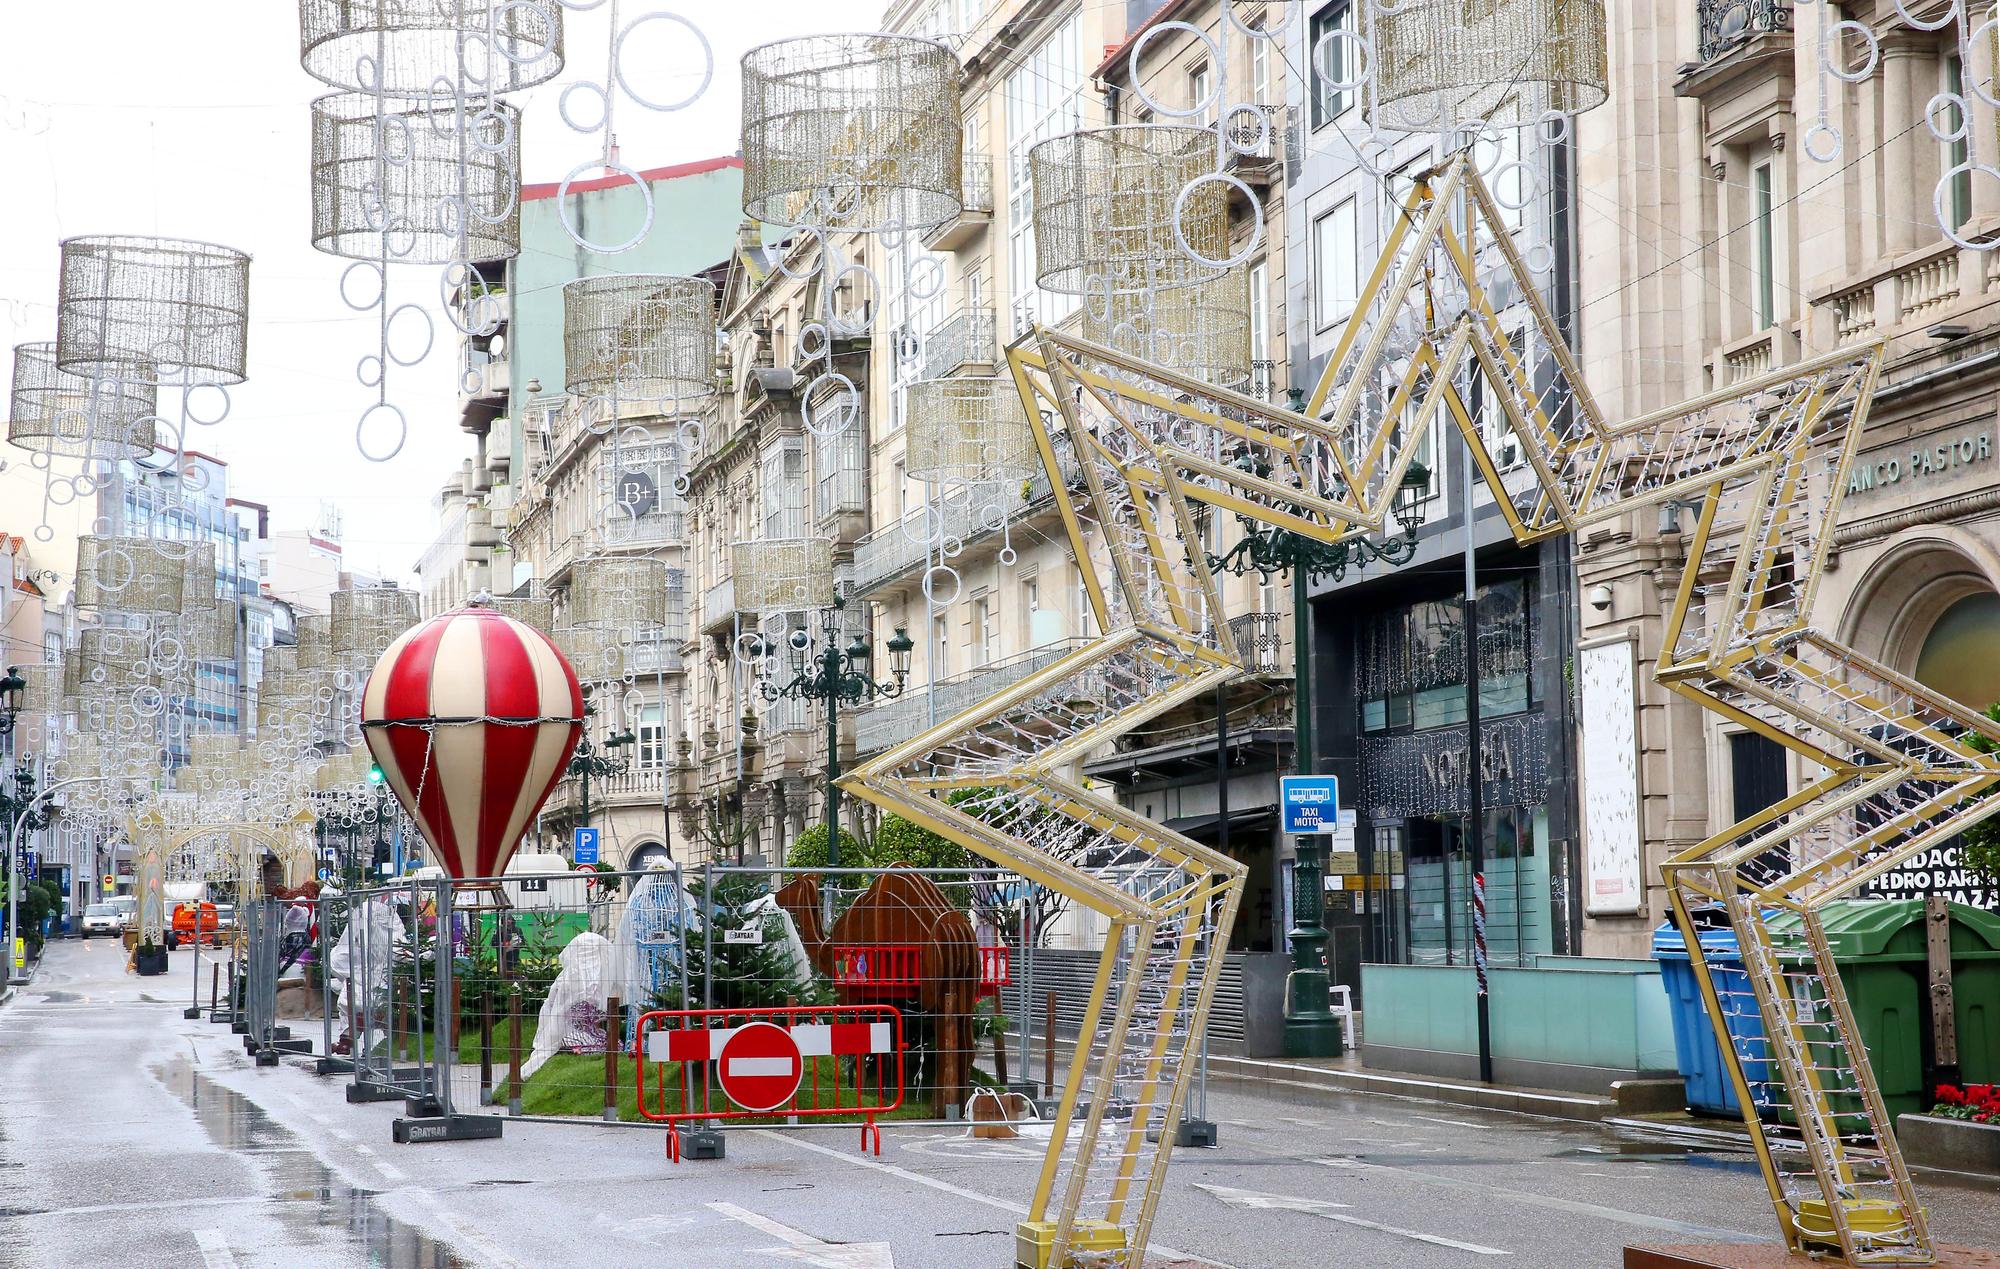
[1204,1053,1621,1123]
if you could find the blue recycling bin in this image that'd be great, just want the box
[1652,918,1774,1117]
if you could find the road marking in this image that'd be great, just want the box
[398,1188,529,1268]
[753,1131,1237,1269]
[708,1202,897,1268]
[1197,1183,1509,1256]
[191,1228,238,1269]
[1410,1115,1487,1130]
[352,1144,406,1181]
[1309,1157,1759,1240]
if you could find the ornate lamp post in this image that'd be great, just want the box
[1206,443,1432,1058]
[756,597,913,867]
[0,667,24,737]
[568,701,636,843]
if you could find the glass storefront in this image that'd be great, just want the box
[1344,572,1561,969]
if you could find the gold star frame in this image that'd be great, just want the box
[845,154,2000,1267]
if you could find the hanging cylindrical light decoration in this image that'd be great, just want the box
[732,538,835,612]
[295,613,335,673]
[1367,0,1608,132]
[562,274,716,404]
[1029,125,1229,296]
[904,378,1040,483]
[740,33,963,231]
[73,536,202,616]
[1079,265,1253,391]
[332,587,422,662]
[310,92,522,264]
[567,556,670,630]
[298,0,564,94]
[7,342,158,460]
[55,235,251,386]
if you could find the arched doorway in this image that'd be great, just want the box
[627,842,672,873]
[1914,591,2000,713]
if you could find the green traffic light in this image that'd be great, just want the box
[367,762,385,785]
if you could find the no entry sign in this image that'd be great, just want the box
[716,1022,803,1112]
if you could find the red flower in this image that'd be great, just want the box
[1937,1085,1965,1105]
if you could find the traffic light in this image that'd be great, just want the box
[367,761,385,785]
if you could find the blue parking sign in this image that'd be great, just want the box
[572,826,601,865]
[1280,776,1342,835]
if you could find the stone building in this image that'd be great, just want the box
[1574,0,2000,955]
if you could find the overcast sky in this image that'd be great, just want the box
[0,0,881,583]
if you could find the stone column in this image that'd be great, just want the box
[1968,14,2000,224]
[1881,35,1930,255]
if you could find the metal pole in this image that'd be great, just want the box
[825,642,841,869]
[1462,439,1494,1084]
[1281,559,1339,1056]
[8,776,108,984]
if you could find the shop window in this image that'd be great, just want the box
[1358,577,1535,732]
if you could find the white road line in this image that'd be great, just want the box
[1197,1183,1507,1257]
[1309,1157,1760,1240]
[1409,1115,1487,1130]
[754,1131,1237,1269]
[397,1189,530,1269]
[191,1228,239,1269]
[709,1202,817,1246]
[352,1144,406,1181]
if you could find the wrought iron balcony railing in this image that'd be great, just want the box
[921,306,996,380]
[1697,0,1790,63]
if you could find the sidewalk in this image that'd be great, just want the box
[1200,1046,1686,1123]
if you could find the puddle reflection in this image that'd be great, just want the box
[156,1058,471,1268]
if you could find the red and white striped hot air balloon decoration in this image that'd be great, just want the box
[359,597,584,880]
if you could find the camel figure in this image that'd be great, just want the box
[777,867,981,1116]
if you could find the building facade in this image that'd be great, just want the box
[1573,0,2000,952]
[483,158,746,872]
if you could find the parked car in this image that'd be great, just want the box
[166,902,220,949]
[80,903,120,938]
[106,896,136,930]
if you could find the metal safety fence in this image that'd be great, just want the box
[308,863,1212,1144]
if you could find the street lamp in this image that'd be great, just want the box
[568,697,635,846]
[0,667,25,736]
[1204,440,1433,1059]
[756,596,913,867]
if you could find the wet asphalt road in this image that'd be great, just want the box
[3,939,1998,1268]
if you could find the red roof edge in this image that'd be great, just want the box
[522,154,743,203]
[1094,0,1197,80]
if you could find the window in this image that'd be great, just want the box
[1021,575,1040,645]
[1753,163,1775,329]
[1945,54,1972,232]
[1250,27,1271,103]
[1005,15,1084,335]
[1312,198,1360,330]
[1188,61,1213,125]
[893,457,910,519]
[637,704,665,770]
[1309,3,1353,129]
[972,593,997,667]
[932,614,950,679]
[1357,578,1536,732]
[1248,258,1271,396]
[1073,566,1096,638]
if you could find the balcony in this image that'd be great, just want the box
[544,764,668,818]
[854,639,1090,756]
[1222,104,1290,191]
[922,306,996,380]
[1696,0,1790,64]
[1228,612,1289,677]
[852,482,1044,599]
[701,574,737,634]
[921,153,994,252]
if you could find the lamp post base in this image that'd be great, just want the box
[1282,1014,1345,1059]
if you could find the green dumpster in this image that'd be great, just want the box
[1944,902,2000,1090]
[1768,901,1926,1126]
[1765,899,2000,1127]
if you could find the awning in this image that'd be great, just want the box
[1163,808,1276,847]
